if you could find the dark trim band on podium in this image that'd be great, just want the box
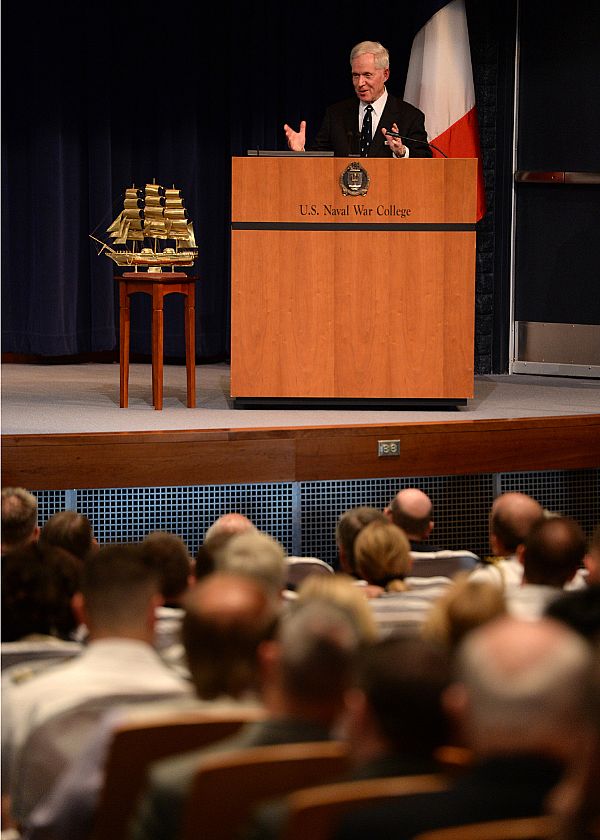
[230,156,477,410]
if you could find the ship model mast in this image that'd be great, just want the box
[90,181,197,272]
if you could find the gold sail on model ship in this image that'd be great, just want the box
[90,182,197,271]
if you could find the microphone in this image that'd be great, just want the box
[384,130,448,158]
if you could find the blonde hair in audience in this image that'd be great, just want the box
[354,520,412,592]
[296,572,378,642]
[421,572,507,650]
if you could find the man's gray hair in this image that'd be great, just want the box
[216,530,286,597]
[1,486,38,549]
[350,41,389,69]
[280,599,362,704]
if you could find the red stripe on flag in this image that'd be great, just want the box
[431,108,486,221]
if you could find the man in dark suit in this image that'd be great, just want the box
[284,41,431,159]
[334,615,594,840]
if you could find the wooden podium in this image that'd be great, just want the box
[230,156,477,408]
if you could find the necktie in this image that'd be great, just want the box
[360,104,373,157]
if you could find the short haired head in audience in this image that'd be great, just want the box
[79,543,161,640]
[387,488,433,541]
[421,572,507,651]
[489,492,544,555]
[449,615,593,760]
[271,598,362,723]
[519,516,586,588]
[336,507,388,576]
[40,510,96,562]
[182,571,279,700]
[296,572,379,643]
[1,541,83,641]
[216,529,287,598]
[1,486,39,553]
[141,531,194,605]
[196,514,257,580]
[354,520,412,592]
[343,636,452,760]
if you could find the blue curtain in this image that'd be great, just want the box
[2,2,430,359]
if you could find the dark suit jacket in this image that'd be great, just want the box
[334,754,565,840]
[310,94,432,158]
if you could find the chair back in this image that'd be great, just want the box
[91,707,266,840]
[413,815,561,840]
[180,740,350,840]
[285,557,334,589]
[281,773,448,840]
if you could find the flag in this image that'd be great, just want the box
[404,0,486,220]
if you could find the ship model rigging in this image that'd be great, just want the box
[90,181,197,271]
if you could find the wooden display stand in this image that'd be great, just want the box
[116,272,197,410]
[230,156,477,408]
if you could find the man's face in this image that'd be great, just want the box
[351,53,389,103]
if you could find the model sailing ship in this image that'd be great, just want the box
[90,181,197,271]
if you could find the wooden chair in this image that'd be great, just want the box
[180,740,351,840]
[90,707,266,840]
[281,773,449,840]
[412,815,561,840]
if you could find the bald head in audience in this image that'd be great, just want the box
[196,513,256,579]
[448,615,593,762]
[489,492,544,557]
[387,488,434,542]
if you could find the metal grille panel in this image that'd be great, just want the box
[32,470,599,564]
[300,474,495,566]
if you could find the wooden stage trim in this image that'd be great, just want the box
[2,414,600,491]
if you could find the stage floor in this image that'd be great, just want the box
[2,362,600,435]
[3,362,600,490]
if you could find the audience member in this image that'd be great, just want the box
[141,531,195,656]
[507,516,587,619]
[470,491,545,588]
[353,520,451,637]
[39,510,96,562]
[386,488,479,572]
[22,571,277,840]
[335,616,594,839]
[2,543,190,824]
[195,513,256,579]
[246,636,452,840]
[550,639,600,840]
[215,529,287,601]
[1,542,83,645]
[129,597,362,840]
[1,487,40,554]
[295,573,379,643]
[335,506,387,579]
[421,573,507,652]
